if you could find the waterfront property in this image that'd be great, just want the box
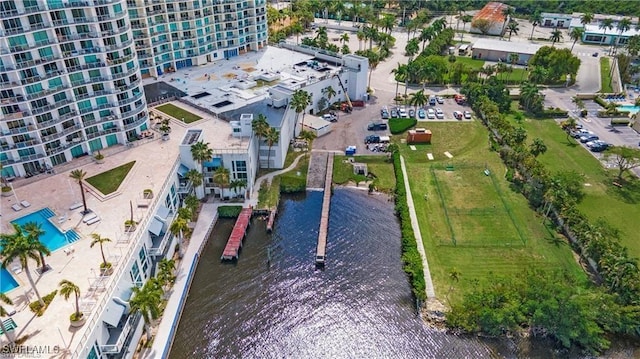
[221,207,253,260]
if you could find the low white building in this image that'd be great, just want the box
[472,38,542,65]
[540,13,573,28]
[302,116,333,137]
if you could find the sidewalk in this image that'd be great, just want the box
[143,202,219,359]
[247,153,306,207]
[400,155,436,298]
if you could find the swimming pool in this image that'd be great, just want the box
[10,208,80,252]
[0,268,19,294]
[617,105,640,114]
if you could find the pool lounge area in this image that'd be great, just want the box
[9,208,80,252]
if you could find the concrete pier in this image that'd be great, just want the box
[315,152,334,267]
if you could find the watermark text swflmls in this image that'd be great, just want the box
[0,345,60,358]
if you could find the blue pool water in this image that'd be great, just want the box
[0,268,18,294]
[9,208,80,252]
[617,105,640,114]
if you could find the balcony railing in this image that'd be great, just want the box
[86,126,121,140]
[123,114,148,130]
[42,124,83,143]
[149,227,174,256]
[100,314,137,354]
[32,98,74,115]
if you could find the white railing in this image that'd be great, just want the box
[99,315,133,353]
[72,158,180,358]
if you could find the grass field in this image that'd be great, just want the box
[86,161,135,195]
[155,103,202,123]
[599,57,613,93]
[505,115,640,258]
[397,121,586,301]
[333,155,395,192]
[430,165,525,246]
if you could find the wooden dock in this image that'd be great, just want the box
[221,207,253,260]
[315,153,334,267]
[266,208,277,233]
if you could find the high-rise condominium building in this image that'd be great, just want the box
[0,0,268,179]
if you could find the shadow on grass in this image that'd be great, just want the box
[542,220,566,247]
[563,140,579,148]
[603,175,640,204]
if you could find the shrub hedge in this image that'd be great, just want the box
[389,118,418,134]
[391,151,427,301]
[217,205,243,218]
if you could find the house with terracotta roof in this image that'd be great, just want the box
[470,2,511,36]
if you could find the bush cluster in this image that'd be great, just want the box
[391,151,427,301]
[217,205,243,218]
[389,118,417,134]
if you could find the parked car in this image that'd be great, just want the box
[427,108,436,119]
[418,109,426,119]
[580,135,599,143]
[572,129,593,138]
[453,111,463,120]
[592,52,599,57]
[591,144,609,152]
[381,111,389,119]
[322,114,337,122]
[390,109,398,118]
[399,108,408,118]
[365,135,380,144]
[436,96,445,104]
[409,109,415,118]
[429,97,437,106]
[463,111,472,119]
[368,122,388,131]
[435,108,444,119]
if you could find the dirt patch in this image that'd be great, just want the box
[196,74,218,81]
[242,67,256,73]
[223,73,237,79]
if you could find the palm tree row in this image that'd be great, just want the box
[252,111,281,170]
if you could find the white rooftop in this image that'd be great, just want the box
[472,38,543,55]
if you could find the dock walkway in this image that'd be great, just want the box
[315,152,334,266]
[221,207,253,260]
[306,151,329,190]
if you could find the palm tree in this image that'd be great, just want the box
[229,179,247,198]
[252,114,269,165]
[500,6,514,38]
[507,20,519,41]
[59,279,82,321]
[290,89,311,134]
[322,86,336,108]
[264,127,280,169]
[183,195,199,218]
[169,216,189,258]
[446,268,461,303]
[156,258,176,291]
[529,138,548,157]
[549,28,563,46]
[460,15,473,41]
[409,90,428,112]
[356,30,365,51]
[298,130,317,151]
[184,169,203,195]
[0,224,44,306]
[529,12,542,40]
[563,117,578,142]
[366,49,380,90]
[508,53,520,67]
[381,14,395,34]
[22,222,50,273]
[529,66,547,84]
[580,13,594,27]
[0,293,14,344]
[405,37,420,57]
[599,18,614,48]
[613,18,632,55]
[90,233,112,269]
[129,278,163,343]
[391,63,408,100]
[569,27,585,52]
[69,169,88,214]
[419,27,434,51]
[190,141,213,195]
[213,166,230,200]
[340,33,350,46]
[290,22,304,45]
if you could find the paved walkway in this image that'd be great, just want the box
[247,153,306,207]
[144,203,219,359]
[399,155,436,298]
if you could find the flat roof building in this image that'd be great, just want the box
[540,13,573,28]
[472,38,542,65]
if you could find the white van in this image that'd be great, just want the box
[379,136,391,144]
[427,108,435,119]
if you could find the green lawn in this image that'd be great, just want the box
[155,103,202,123]
[333,155,395,192]
[86,161,136,195]
[505,115,640,258]
[453,56,485,70]
[599,57,613,93]
[396,121,586,302]
[257,176,281,210]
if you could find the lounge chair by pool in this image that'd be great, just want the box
[86,217,101,225]
[20,200,31,208]
[82,213,97,223]
[11,265,22,275]
[69,202,83,210]
[11,204,22,212]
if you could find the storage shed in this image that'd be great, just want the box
[407,128,432,144]
[302,115,332,137]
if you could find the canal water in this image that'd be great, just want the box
[169,189,630,358]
